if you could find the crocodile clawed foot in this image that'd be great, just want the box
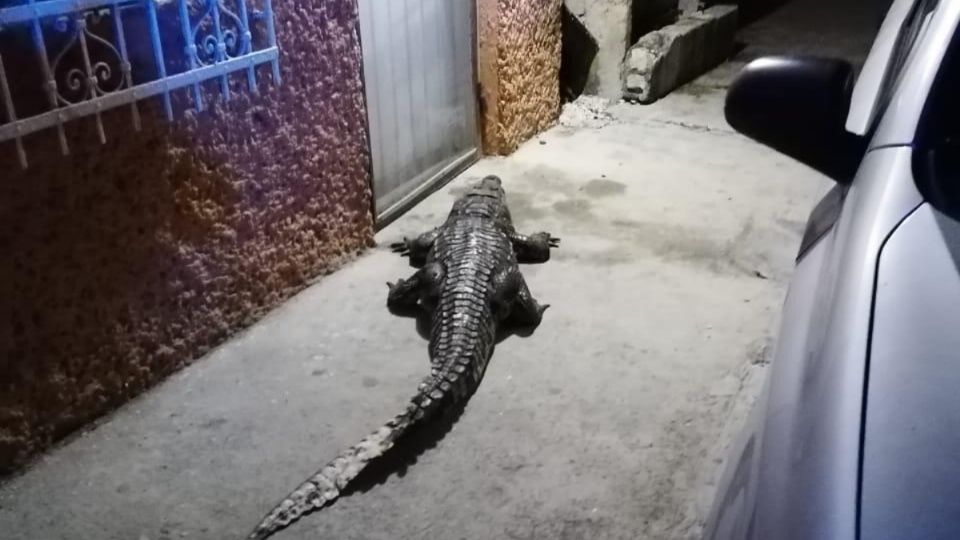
[390,240,410,256]
[532,231,560,249]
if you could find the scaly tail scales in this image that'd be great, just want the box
[247,377,449,540]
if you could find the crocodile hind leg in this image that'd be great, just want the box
[387,262,444,311]
[509,278,549,327]
[391,228,440,267]
[510,231,560,264]
[491,268,548,326]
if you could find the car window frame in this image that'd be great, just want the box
[869,0,940,136]
[847,0,923,135]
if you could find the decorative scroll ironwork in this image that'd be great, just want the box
[0,0,280,168]
[48,7,126,143]
[192,0,249,64]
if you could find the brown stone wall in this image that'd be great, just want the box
[0,1,373,474]
[478,0,562,155]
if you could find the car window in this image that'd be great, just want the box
[872,0,939,131]
[921,37,959,146]
[914,18,960,217]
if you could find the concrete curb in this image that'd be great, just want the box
[622,4,739,103]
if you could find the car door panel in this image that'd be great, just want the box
[861,204,960,540]
[705,222,833,540]
[704,148,923,540]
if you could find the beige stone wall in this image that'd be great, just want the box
[0,0,373,474]
[478,0,562,155]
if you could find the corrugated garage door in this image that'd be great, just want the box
[358,0,480,227]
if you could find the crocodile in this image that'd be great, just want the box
[248,175,558,539]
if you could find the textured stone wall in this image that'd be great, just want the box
[0,1,373,474]
[478,0,562,155]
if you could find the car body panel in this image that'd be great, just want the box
[797,184,848,260]
[703,147,923,540]
[861,204,960,540]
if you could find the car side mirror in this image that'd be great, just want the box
[725,56,866,183]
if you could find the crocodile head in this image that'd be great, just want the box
[452,175,512,225]
[469,175,504,198]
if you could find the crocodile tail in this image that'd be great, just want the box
[247,376,449,540]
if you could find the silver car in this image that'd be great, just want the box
[704,0,960,539]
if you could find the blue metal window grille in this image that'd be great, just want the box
[0,0,279,168]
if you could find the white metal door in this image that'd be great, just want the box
[358,0,480,226]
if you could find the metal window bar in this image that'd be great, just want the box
[0,0,280,168]
[233,0,255,92]
[145,0,173,120]
[111,0,140,131]
[28,0,70,157]
[0,53,27,168]
[262,0,277,83]
[209,0,229,100]
[177,0,203,110]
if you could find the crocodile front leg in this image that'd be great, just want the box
[390,228,440,267]
[510,231,560,264]
[387,262,444,311]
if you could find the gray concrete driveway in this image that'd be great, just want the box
[0,1,880,538]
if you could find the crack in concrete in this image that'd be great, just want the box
[646,118,736,135]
